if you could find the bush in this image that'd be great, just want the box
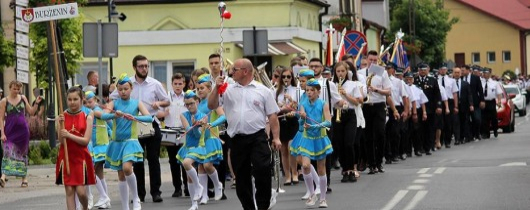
[38,140,51,159]
[160,146,168,158]
[50,147,58,164]
[28,144,43,165]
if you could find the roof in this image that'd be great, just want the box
[456,0,530,30]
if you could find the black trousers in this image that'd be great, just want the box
[362,103,386,166]
[354,126,363,165]
[400,114,411,155]
[218,133,231,190]
[386,106,403,160]
[412,108,423,153]
[166,144,187,193]
[481,100,498,137]
[231,129,271,210]
[134,121,162,199]
[471,106,482,139]
[423,113,436,152]
[441,100,455,145]
[458,107,472,142]
[332,109,357,172]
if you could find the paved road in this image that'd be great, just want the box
[1,114,530,210]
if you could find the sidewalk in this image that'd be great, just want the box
[0,158,175,204]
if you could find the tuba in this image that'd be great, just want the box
[254,62,273,89]
[363,73,375,104]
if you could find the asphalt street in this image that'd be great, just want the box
[1,113,530,210]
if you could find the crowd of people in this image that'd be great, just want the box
[0,50,518,210]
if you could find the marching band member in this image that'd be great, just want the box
[274,67,299,186]
[55,87,95,210]
[331,62,362,183]
[195,74,225,204]
[102,74,153,210]
[84,91,112,209]
[438,64,459,148]
[298,78,333,208]
[208,58,281,210]
[289,69,322,200]
[480,68,502,139]
[385,63,409,163]
[405,72,429,156]
[345,61,366,179]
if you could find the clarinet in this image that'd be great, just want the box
[281,83,288,122]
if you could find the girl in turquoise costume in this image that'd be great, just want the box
[289,69,322,200]
[84,91,112,209]
[100,73,153,210]
[298,78,333,208]
[194,73,225,205]
[176,90,218,210]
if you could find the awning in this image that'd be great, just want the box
[236,41,307,56]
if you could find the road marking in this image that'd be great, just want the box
[381,190,409,210]
[499,162,527,167]
[434,167,446,174]
[407,185,425,190]
[403,190,428,210]
[417,168,430,174]
[438,159,448,163]
[413,179,430,184]
[451,159,459,163]
[418,174,433,178]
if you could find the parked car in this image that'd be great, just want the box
[496,85,515,133]
[503,84,526,116]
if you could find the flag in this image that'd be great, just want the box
[390,39,409,68]
[325,24,334,67]
[335,28,347,63]
[355,54,362,69]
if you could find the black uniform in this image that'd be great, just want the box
[414,75,442,155]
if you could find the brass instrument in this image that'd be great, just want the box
[254,62,273,89]
[336,77,344,123]
[364,73,375,104]
[273,149,284,193]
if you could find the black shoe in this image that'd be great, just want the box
[333,161,341,170]
[326,186,332,193]
[406,153,412,158]
[152,194,163,203]
[494,131,498,138]
[377,165,385,173]
[172,190,182,198]
[348,172,357,182]
[385,160,392,164]
[184,189,190,197]
[207,188,215,197]
[298,174,304,181]
[454,142,460,145]
[445,145,451,149]
[415,152,422,157]
[368,167,377,174]
[425,152,432,156]
[358,162,366,172]
[341,173,349,183]
[221,193,227,200]
[392,157,400,162]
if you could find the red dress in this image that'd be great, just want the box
[55,110,96,186]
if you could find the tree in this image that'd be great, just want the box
[388,0,458,68]
[28,0,86,88]
[0,26,15,73]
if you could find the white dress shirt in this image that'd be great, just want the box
[340,80,362,109]
[389,76,408,106]
[219,80,280,137]
[274,86,299,105]
[110,76,170,116]
[438,75,458,99]
[164,90,187,128]
[404,83,415,108]
[357,68,392,103]
[410,84,429,109]
[482,78,503,101]
[353,81,366,128]
[439,81,448,101]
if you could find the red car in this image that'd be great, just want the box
[496,85,515,133]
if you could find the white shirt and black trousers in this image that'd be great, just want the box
[439,75,459,146]
[481,79,502,138]
[111,76,170,200]
[219,81,280,210]
[164,90,188,196]
[332,80,360,176]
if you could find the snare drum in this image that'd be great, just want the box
[161,129,179,146]
[138,122,154,139]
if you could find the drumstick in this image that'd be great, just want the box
[98,104,149,126]
[279,108,330,131]
[178,113,210,138]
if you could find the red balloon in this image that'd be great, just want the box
[222,11,232,19]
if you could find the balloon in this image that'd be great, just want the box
[222,11,232,19]
[218,2,227,15]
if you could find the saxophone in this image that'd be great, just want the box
[364,73,375,104]
[336,77,344,123]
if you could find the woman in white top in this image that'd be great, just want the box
[345,61,366,179]
[331,61,362,183]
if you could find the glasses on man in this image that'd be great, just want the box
[184,102,196,107]
[282,75,291,79]
[309,65,322,69]
[232,67,246,72]
[136,64,149,69]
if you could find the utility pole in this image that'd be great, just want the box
[409,0,416,68]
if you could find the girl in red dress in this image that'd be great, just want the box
[56,87,96,210]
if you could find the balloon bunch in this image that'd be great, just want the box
[218,2,232,19]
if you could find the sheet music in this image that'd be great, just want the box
[368,64,385,76]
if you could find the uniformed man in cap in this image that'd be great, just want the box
[385,63,409,163]
[480,68,502,138]
[437,63,459,148]
[414,63,442,155]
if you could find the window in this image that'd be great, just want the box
[76,62,108,87]
[503,51,511,63]
[487,51,496,63]
[471,52,480,63]
[149,60,196,91]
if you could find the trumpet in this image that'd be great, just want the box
[336,77,344,123]
[363,73,375,104]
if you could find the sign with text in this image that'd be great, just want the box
[16,33,29,47]
[16,45,29,59]
[22,3,79,23]
[16,0,29,7]
[16,19,29,33]
[17,59,30,71]
[16,71,29,84]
